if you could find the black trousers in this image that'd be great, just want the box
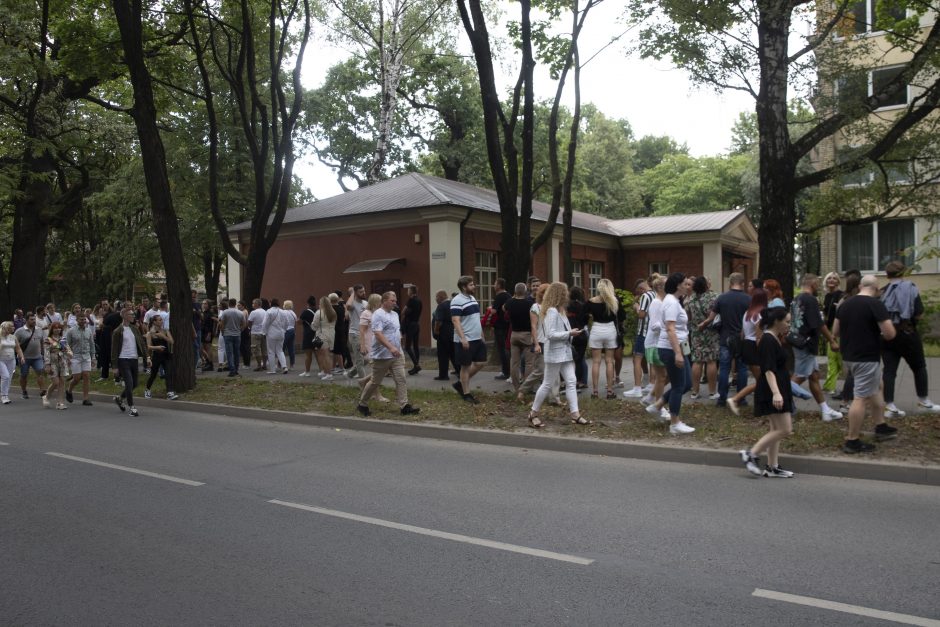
[117,358,139,406]
[99,332,113,379]
[436,335,456,377]
[146,352,173,392]
[494,326,510,376]
[882,329,928,403]
[404,322,421,368]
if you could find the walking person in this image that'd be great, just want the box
[112,307,149,417]
[652,272,696,435]
[491,278,511,380]
[686,276,719,401]
[282,300,298,370]
[624,280,654,398]
[739,306,796,477]
[218,298,246,376]
[432,290,456,380]
[790,274,844,422]
[298,296,318,376]
[356,293,390,403]
[401,284,423,375]
[98,301,122,381]
[65,312,96,406]
[143,315,180,400]
[0,321,26,404]
[345,285,367,379]
[15,312,47,400]
[880,261,940,414]
[640,275,669,419]
[833,274,899,453]
[527,282,587,428]
[312,296,337,380]
[727,289,768,415]
[451,275,487,404]
[263,298,289,374]
[517,283,552,402]
[42,322,72,410]
[355,291,420,417]
[821,272,844,395]
[699,273,750,408]
[587,278,620,400]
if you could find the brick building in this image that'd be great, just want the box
[227,173,758,346]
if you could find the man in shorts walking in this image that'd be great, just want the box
[451,275,486,404]
[832,275,898,453]
[15,312,47,400]
[65,312,96,405]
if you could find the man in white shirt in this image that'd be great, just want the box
[356,291,420,417]
[247,299,267,371]
[263,298,289,374]
[345,284,367,379]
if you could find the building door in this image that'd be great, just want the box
[371,279,403,309]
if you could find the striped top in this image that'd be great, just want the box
[636,290,655,337]
[451,292,482,342]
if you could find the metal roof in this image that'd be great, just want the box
[343,257,406,273]
[229,173,748,237]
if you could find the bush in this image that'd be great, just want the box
[616,288,638,339]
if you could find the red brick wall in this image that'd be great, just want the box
[622,245,702,286]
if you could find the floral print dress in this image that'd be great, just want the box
[44,337,71,378]
[686,291,720,362]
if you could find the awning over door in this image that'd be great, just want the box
[343,257,406,273]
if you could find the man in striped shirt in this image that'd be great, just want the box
[451,275,486,404]
[625,279,654,397]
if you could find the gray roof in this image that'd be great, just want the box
[230,173,747,237]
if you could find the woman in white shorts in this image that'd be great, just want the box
[586,278,620,399]
[0,321,26,405]
[641,275,667,414]
[313,295,337,380]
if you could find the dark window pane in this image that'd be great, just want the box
[873,0,907,31]
[842,222,874,271]
[877,219,914,269]
[850,0,868,33]
[872,66,908,107]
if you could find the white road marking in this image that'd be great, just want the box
[0,441,9,446]
[269,499,594,566]
[753,589,940,626]
[45,452,204,486]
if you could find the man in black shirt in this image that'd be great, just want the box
[432,290,455,380]
[492,278,511,380]
[791,274,843,422]
[833,274,897,453]
[698,272,750,407]
[506,282,535,393]
[402,285,423,374]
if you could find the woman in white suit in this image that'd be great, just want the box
[528,282,588,428]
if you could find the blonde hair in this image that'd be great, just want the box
[283,300,294,310]
[596,278,618,315]
[823,271,841,286]
[535,283,549,304]
[319,296,337,323]
[539,282,569,323]
[651,275,666,294]
[0,321,12,336]
[367,293,382,311]
[329,293,339,304]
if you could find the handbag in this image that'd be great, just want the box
[312,311,324,350]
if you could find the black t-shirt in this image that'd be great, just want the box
[103,311,122,331]
[823,290,843,329]
[794,292,823,354]
[506,298,532,332]
[333,304,348,335]
[492,291,511,329]
[300,308,315,342]
[836,295,890,362]
[434,300,454,337]
[586,300,618,323]
[711,289,750,343]
[403,297,423,325]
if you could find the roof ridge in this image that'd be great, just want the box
[409,172,451,204]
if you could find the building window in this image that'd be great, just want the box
[474,251,498,309]
[840,218,914,271]
[835,65,908,113]
[570,261,583,288]
[849,0,906,35]
[649,262,669,277]
[871,65,908,108]
[588,262,604,296]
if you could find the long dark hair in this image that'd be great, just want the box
[692,276,709,295]
[746,288,768,322]
[664,272,685,295]
[758,306,788,330]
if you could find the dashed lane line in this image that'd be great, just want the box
[753,589,940,626]
[45,452,205,486]
[268,499,594,565]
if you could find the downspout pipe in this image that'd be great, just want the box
[459,208,474,275]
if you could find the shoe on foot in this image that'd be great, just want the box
[320,373,333,381]
[669,421,695,435]
[129,407,139,417]
[144,389,152,399]
[884,405,906,418]
[400,404,420,415]
[763,465,794,478]
[65,390,74,403]
[822,407,843,422]
[114,396,126,412]
[917,399,940,412]
[727,398,740,416]
[452,381,464,396]
[645,403,661,416]
[874,423,898,441]
[21,391,28,400]
[613,379,624,388]
[709,393,720,400]
[1,396,9,404]
[640,394,653,405]
[298,371,309,377]
[356,404,371,416]
[623,387,644,398]
[82,400,93,406]
[838,404,850,414]
[433,375,449,381]
[842,438,875,454]
[689,392,700,400]
[462,393,480,405]
[42,397,50,408]
[167,392,179,400]
[56,403,67,410]
[282,367,289,374]
[494,373,509,380]
[739,450,762,476]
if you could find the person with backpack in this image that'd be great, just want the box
[697,272,750,408]
[789,274,843,422]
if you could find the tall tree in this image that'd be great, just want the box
[630,0,940,295]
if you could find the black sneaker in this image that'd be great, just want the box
[842,438,876,454]
[65,390,74,403]
[400,404,420,415]
[462,393,480,405]
[763,465,795,478]
[82,400,93,406]
[433,375,449,381]
[113,395,126,412]
[356,404,371,417]
[452,381,464,396]
[128,407,139,417]
[874,423,898,442]
[21,391,28,400]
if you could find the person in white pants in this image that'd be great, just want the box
[263,298,289,374]
[0,321,26,404]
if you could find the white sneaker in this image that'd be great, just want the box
[885,405,906,418]
[613,379,624,388]
[670,421,695,435]
[822,407,843,422]
[740,450,762,476]
[640,394,653,405]
[917,399,940,412]
[645,403,661,416]
[144,389,152,399]
[282,367,289,374]
[42,396,50,408]
[166,392,179,400]
[1,396,9,404]
[689,392,700,400]
[641,384,653,394]
[709,393,720,400]
[659,407,671,421]
[727,398,740,416]
[320,373,333,381]
[623,387,644,398]
[298,371,309,377]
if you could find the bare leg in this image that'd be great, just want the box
[691,362,703,396]
[706,361,717,395]
[590,348,602,394]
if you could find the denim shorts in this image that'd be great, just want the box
[792,347,818,377]
[19,357,44,376]
[632,335,645,355]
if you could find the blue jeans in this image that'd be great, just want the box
[659,347,691,417]
[282,328,296,367]
[718,343,748,404]
[224,335,241,374]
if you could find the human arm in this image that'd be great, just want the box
[697,310,716,332]
[879,319,896,342]
[529,307,542,354]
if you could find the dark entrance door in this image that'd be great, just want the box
[371,279,402,306]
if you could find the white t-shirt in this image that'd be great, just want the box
[0,335,16,361]
[119,326,138,359]
[742,313,760,341]
[248,308,266,335]
[656,294,689,349]
[644,297,663,349]
[370,308,401,360]
[531,302,544,344]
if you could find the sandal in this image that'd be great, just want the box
[606,390,616,400]
[528,412,544,429]
[591,390,598,399]
[570,413,591,425]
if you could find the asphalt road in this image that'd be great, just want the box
[2,400,938,626]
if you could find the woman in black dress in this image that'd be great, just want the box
[740,306,795,478]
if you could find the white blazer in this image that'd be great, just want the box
[540,307,574,364]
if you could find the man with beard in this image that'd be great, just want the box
[451,275,486,404]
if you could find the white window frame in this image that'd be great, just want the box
[870,65,909,110]
[847,0,908,36]
[588,262,604,296]
[570,260,583,289]
[474,251,498,310]
[838,218,916,272]
[649,262,669,277]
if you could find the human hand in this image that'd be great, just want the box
[773,392,783,410]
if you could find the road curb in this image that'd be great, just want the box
[91,393,940,487]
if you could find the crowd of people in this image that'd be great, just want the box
[5,262,935,475]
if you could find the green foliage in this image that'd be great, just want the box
[616,288,637,338]
[640,153,750,216]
